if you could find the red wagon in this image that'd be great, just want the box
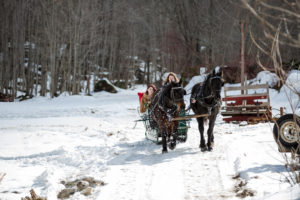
[221,83,273,124]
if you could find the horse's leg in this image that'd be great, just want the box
[169,122,178,150]
[207,114,217,151]
[196,117,206,151]
[161,125,168,153]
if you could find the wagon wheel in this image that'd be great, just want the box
[273,114,300,153]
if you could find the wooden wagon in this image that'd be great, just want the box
[221,83,273,124]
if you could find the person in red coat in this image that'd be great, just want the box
[139,84,157,113]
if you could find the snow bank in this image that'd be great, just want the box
[263,184,300,200]
[274,70,300,113]
[285,70,300,94]
[1,73,300,200]
[184,74,207,93]
[250,71,280,88]
[101,78,122,92]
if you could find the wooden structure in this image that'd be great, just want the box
[0,172,6,184]
[221,83,272,124]
[171,113,210,121]
[221,21,274,124]
[21,189,47,200]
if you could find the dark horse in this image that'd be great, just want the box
[190,68,224,151]
[150,80,186,153]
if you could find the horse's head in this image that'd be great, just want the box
[208,67,224,100]
[170,79,186,111]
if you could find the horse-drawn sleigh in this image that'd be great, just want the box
[137,68,224,153]
[138,109,190,144]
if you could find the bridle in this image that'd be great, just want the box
[155,85,185,116]
[206,75,223,98]
[195,75,223,112]
[170,87,185,103]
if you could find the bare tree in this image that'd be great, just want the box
[1,0,298,98]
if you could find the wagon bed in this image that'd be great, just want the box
[221,83,273,123]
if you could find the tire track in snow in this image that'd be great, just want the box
[100,123,236,200]
[100,150,186,200]
[180,124,236,200]
[178,122,235,200]
[180,149,234,200]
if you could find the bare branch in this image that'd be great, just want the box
[259,1,300,19]
[0,172,6,184]
[240,0,300,47]
[249,28,270,56]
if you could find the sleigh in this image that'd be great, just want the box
[137,108,190,144]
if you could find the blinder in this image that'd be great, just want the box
[170,87,185,102]
[208,75,223,94]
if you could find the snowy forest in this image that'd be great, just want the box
[1,0,300,99]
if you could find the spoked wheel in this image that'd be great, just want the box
[280,121,299,144]
[273,114,300,153]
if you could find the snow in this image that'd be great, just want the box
[215,66,221,74]
[100,78,121,92]
[0,72,300,200]
[184,74,207,94]
[59,44,67,56]
[250,71,280,88]
[264,185,300,200]
[286,70,300,95]
[271,70,300,114]
[200,67,206,75]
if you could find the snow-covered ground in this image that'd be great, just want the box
[0,72,300,200]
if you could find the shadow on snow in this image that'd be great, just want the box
[107,140,199,166]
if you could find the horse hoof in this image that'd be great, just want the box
[207,147,213,151]
[199,144,206,149]
[169,142,176,150]
[162,149,168,154]
[200,147,207,152]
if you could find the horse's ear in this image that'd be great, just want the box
[214,66,222,76]
[178,78,182,85]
